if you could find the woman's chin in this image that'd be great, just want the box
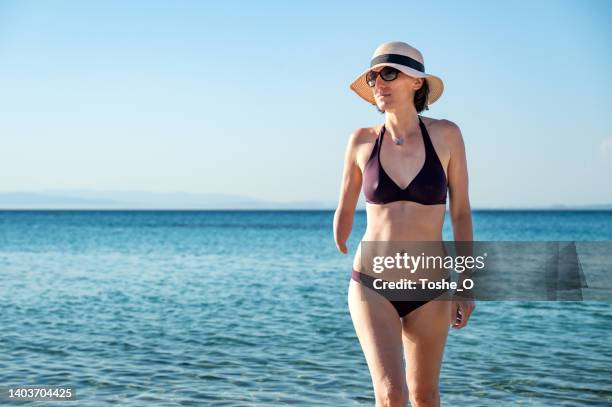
[376,100,392,111]
[376,100,388,109]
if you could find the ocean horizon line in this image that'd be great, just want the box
[1,191,611,211]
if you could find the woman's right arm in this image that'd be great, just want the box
[333,130,363,254]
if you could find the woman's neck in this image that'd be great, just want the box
[384,110,421,140]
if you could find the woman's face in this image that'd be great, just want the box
[369,67,423,111]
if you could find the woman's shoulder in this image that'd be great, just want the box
[345,126,382,168]
[421,115,463,144]
[347,126,381,150]
[350,125,381,140]
[421,115,459,131]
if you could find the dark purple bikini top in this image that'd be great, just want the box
[363,116,448,205]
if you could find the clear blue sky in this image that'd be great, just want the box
[1,0,610,208]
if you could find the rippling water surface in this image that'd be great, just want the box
[1,210,611,406]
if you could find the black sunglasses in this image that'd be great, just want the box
[366,66,400,87]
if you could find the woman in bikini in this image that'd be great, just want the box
[334,41,475,407]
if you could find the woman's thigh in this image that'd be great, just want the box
[401,297,451,391]
[348,279,405,390]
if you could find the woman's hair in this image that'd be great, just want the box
[376,77,430,114]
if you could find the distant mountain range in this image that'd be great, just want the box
[0,190,338,210]
[0,190,610,210]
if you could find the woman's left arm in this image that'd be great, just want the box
[445,120,475,329]
[446,120,472,241]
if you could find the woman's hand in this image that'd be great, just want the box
[450,295,475,329]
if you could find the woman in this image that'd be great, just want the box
[334,41,475,407]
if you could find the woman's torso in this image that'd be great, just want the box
[352,116,451,273]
